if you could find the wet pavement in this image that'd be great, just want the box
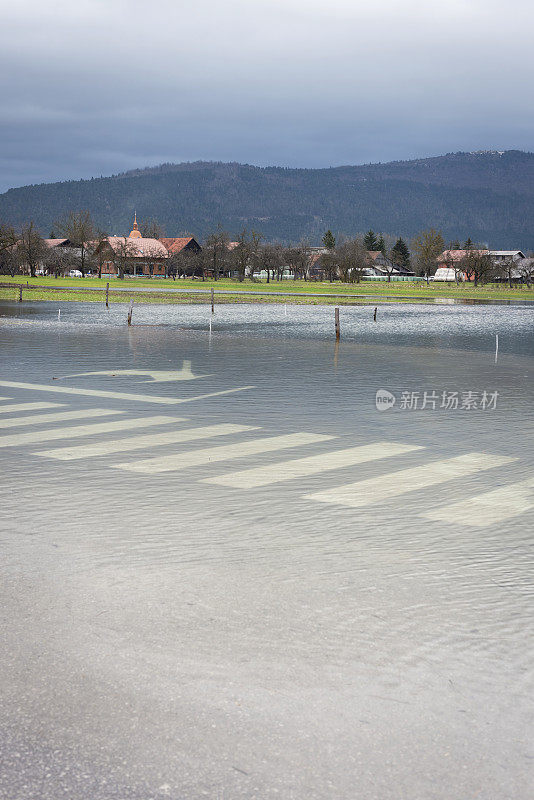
[1,301,533,799]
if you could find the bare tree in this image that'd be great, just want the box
[18,222,48,277]
[349,237,371,283]
[140,218,165,239]
[282,246,302,281]
[298,241,315,281]
[233,230,251,282]
[498,256,517,289]
[0,223,19,254]
[283,242,314,281]
[334,238,368,283]
[516,258,534,288]
[111,237,139,280]
[441,247,463,285]
[248,230,264,280]
[0,247,19,277]
[90,231,110,279]
[167,249,201,279]
[0,223,20,276]
[44,246,72,277]
[260,243,284,283]
[411,229,445,285]
[204,227,230,281]
[335,245,351,283]
[460,249,494,287]
[320,250,338,283]
[55,210,95,277]
[383,251,399,282]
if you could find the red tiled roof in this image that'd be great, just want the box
[439,249,489,262]
[159,237,195,255]
[44,238,69,247]
[106,236,168,258]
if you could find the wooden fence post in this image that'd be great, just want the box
[211,287,215,314]
[19,286,23,302]
[105,282,109,308]
[127,299,133,326]
[373,306,377,322]
[335,307,340,340]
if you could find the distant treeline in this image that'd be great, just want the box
[1,211,531,287]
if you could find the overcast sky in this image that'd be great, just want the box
[0,0,533,191]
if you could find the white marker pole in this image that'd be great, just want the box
[495,333,499,364]
[58,309,61,321]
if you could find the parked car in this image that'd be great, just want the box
[68,269,83,278]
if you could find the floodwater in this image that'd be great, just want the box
[0,300,533,800]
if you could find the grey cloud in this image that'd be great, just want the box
[0,0,533,191]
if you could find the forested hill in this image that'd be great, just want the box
[1,150,533,248]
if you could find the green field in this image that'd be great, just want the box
[1,275,533,304]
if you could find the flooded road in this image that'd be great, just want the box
[1,301,533,799]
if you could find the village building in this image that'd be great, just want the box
[159,237,201,256]
[38,238,83,275]
[44,238,73,250]
[489,250,526,264]
[365,251,414,277]
[435,249,528,281]
[93,215,169,276]
[434,249,489,281]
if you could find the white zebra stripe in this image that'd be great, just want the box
[202,442,423,488]
[422,477,534,527]
[36,423,258,461]
[0,408,121,429]
[0,415,181,448]
[0,402,64,415]
[114,433,334,475]
[306,453,516,508]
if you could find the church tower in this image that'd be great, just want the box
[129,212,142,239]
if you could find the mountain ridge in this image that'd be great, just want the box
[1,150,533,248]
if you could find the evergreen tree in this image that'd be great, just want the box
[363,229,379,251]
[391,237,411,268]
[322,229,336,250]
[463,237,474,250]
[377,234,386,255]
[450,239,461,249]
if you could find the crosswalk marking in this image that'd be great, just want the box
[0,415,182,448]
[0,402,64,415]
[422,477,534,527]
[36,423,258,461]
[114,432,334,475]
[305,453,516,508]
[202,442,423,489]
[0,408,122,430]
[0,380,254,406]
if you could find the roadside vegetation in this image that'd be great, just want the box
[1,275,533,305]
